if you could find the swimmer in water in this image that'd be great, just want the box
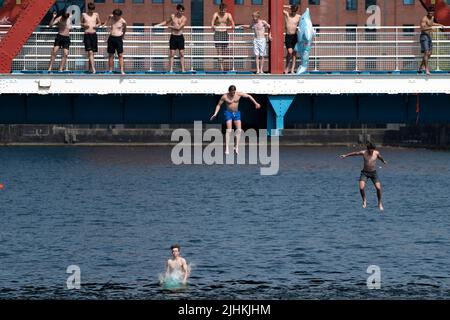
[210,85,261,155]
[164,244,189,288]
[340,142,388,211]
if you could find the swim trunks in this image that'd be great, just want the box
[285,34,298,50]
[359,170,380,184]
[420,32,432,53]
[84,33,98,52]
[214,31,229,49]
[107,35,123,54]
[224,110,241,122]
[170,34,185,50]
[253,38,267,56]
[54,34,71,49]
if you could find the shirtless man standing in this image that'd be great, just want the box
[340,142,388,211]
[48,11,72,72]
[157,4,187,73]
[165,244,189,286]
[81,2,101,74]
[211,3,235,71]
[283,5,301,74]
[210,85,261,155]
[104,9,127,75]
[241,12,271,74]
[419,6,444,75]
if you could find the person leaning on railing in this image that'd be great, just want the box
[48,11,72,72]
[419,6,445,75]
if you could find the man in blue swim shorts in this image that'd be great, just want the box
[210,85,261,155]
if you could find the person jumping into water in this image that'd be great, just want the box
[210,85,261,155]
[340,142,387,211]
[165,244,189,286]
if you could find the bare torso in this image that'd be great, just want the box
[421,15,434,35]
[170,14,186,36]
[82,12,100,34]
[362,150,379,172]
[110,17,126,37]
[251,19,268,39]
[55,16,72,36]
[167,257,186,273]
[213,12,232,32]
[222,92,244,112]
[285,13,301,35]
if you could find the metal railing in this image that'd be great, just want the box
[1,25,449,73]
[310,26,450,72]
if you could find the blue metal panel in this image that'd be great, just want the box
[0,95,26,123]
[73,95,123,124]
[171,95,221,123]
[313,95,358,123]
[124,95,172,124]
[414,94,450,123]
[359,94,408,123]
[27,95,73,123]
[285,95,313,124]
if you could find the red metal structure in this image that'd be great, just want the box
[222,0,235,17]
[269,0,284,74]
[0,0,55,73]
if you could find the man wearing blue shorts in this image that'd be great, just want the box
[210,85,261,155]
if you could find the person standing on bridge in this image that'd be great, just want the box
[104,9,127,75]
[239,12,271,74]
[211,2,235,72]
[81,2,101,74]
[419,6,445,75]
[48,11,72,72]
[210,85,261,155]
[156,4,187,73]
[283,5,301,74]
[340,142,388,212]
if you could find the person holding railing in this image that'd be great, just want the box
[81,2,101,74]
[156,4,187,73]
[419,6,445,75]
[48,11,72,72]
[283,4,301,74]
[240,12,271,74]
[104,9,127,75]
[211,2,235,72]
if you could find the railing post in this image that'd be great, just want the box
[149,26,153,71]
[355,27,359,72]
[190,27,194,72]
[231,27,236,72]
[435,28,441,71]
[395,27,399,71]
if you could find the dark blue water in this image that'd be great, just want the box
[1,146,450,299]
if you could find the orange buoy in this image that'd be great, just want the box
[0,183,4,190]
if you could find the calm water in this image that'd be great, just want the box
[1,146,450,299]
